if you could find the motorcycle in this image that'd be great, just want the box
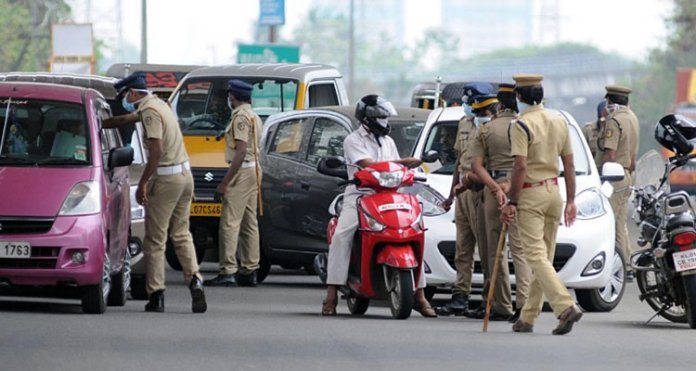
[315,151,446,319]
[631,114,696,328]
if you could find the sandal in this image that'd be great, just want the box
[414,301,437,318]
[321,298,338,316]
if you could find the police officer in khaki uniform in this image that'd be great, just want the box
[471,83,531,322]
[596,85,639,280]
[582,100,607,167]
[501,74,582,335]
[205,80,264,287]
[436,82,494,316]
[104,72,207,313]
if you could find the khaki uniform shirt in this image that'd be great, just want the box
[138,94,189,166]
[510,104,572,182]
[225,103,263,164]
[582,120,602,159]
[471,111,516,175]
[454,116,478,177]
[597,106,639,170]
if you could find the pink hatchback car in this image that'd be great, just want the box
[0,82,133,313]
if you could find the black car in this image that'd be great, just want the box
[257,106,430,281]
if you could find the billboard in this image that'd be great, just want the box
[50,23,94,74]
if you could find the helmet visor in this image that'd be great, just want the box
[364,98,397,118]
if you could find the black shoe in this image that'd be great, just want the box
[508,308,521,323]
[434,293,469,316]
[204,274,236,287]
[189,276,207,313]
[236,271,258,287]
[145,290,164,312]
[626,271,635,283]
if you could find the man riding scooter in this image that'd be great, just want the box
[321,94,437,318]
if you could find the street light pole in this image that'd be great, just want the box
[348,0,355,102]
[140,0,147,63]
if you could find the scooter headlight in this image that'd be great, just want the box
[370,170,404,188]
[575,188,607,220]
[411,211,424,232]
[362,209,386,232]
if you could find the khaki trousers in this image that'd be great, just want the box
[517,184,576,325]
[482,186,531,313]
[143,171,200,295]
[609,170,633,270]
[452,189,478,295]
[219,167,260,275]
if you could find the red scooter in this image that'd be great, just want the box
[316,152,444,319]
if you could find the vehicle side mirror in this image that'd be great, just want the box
[421,150,439,163]
[600,162,625,182]
[109,146,134,169]
[317,156,348,180]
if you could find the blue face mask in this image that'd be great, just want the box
[463,105,473,117]
[122,92,136,113]
[473,116,491,127]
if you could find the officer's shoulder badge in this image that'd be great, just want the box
[237,119,247,132]
[606,129,613,138]
[144,116,152,126]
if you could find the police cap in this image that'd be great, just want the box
[605,85,632,97]
[513,74,544,88]
[462,82,497,106]
[227,79,253,96]
[113,72,147,95]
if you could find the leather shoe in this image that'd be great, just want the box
[204,274,236,287]
[552,305,583,335]
[189,276,207,313]
[512,319,534,333]
[236,271,258,287]
[434,293,469,316]
[144,290,164,312]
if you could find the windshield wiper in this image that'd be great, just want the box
[36,157,87,166]
[0,155,38,165]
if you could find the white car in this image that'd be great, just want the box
[416,107,626,312]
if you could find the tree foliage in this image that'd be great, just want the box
[0,0,71,72]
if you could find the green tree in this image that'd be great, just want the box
[632,0,696,153]
[0,0,71,71]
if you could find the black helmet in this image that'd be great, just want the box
[355,94,397,137]
[654,114,696,156]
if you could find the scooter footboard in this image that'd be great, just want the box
[376,244,418,269]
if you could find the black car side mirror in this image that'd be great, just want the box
[109,146,134,169]
[421,150,439,163]
[317,156,348,180]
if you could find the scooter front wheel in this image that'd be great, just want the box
[385,267,414,319]
[347,294,370,315]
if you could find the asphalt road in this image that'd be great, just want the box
[0,262,694,371]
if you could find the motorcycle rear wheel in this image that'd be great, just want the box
[636,268,687,323]
[385,267,414,320]
[682,274,696,329]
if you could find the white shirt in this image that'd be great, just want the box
[343,125,400,193]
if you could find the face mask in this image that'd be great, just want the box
[463,105,473,117]
[122,93,136,113]
[227,98,233,111]
[605,103,619,115]
[517,100,530,113]
[473,116,491,127]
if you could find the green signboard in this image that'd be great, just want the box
[237,44,300,64]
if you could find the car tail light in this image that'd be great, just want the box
[673,231,696,250]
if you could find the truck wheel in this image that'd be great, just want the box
[576,247,626,312]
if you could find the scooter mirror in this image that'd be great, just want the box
[421,150,439,163]
[317,156,348,180]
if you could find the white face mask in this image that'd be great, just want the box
[473,116,491,127]
[227,97,233,110]
[605,103,619,114]
[517,100,531,113]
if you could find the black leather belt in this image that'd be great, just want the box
[489,170,509,179]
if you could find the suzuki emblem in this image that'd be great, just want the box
[204,172,214,182]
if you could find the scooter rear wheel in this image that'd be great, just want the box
[386,267,414,319]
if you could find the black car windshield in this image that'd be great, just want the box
[171,77,298,136]
[0,98,90,166]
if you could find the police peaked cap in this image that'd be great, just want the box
[227,79,253,96]
[114,72,147,95]
[462,82,497,106]
[605,85,632,97]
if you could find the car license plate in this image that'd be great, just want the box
[190,202,222,217]
[0,241,31,259]
[673,249,696,272]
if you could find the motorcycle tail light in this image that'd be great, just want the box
[672,231,696,248]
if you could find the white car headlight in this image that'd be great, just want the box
[575,188,606,220]
[370,170,404,188]
[130,185,145,220]
[59,181,101,216]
